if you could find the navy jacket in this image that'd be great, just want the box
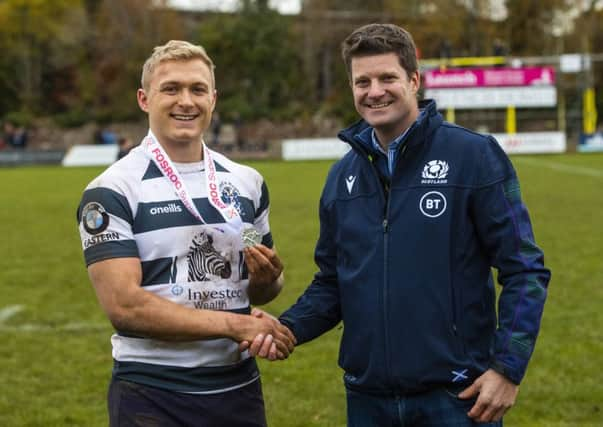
[280,100,550,394]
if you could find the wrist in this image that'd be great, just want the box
[489,360,520,385]
[248,273,283,305]
[223,312,245,341]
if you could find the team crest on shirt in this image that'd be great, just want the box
[219,181,243,216]
[81,202,110,235]
[421,160,449,184]
[186,231,232,282]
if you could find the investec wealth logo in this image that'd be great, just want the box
[150,203,183,215]
[421,160,449,184]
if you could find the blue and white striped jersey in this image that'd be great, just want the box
[77,144,272,393]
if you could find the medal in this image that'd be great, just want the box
[241,227,262,248]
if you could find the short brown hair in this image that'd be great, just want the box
[341,24,418,80]
[141,40,215,91]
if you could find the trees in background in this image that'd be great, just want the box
[0,0,600,129]
[197,1,307,121]
[0,0,183,126]
[85,0,184,124]
[0,0,87,123]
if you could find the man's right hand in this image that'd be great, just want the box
[232,308,296,360]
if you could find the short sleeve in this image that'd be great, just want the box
[77,186,139,265]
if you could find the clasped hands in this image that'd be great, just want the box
[237,244,296,360]
[238,308,295,361]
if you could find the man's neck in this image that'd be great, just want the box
[160,139,204,163]
[374,111,419,150]
[374,126,408,150]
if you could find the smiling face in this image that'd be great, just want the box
[350,52,420,145]
[137,58,216,151]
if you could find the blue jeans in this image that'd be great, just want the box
[346,387,503,427]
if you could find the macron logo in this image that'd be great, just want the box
[345,175,356,194]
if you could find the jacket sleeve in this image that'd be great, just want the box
[471,138,551,384]
[279,175,342,345]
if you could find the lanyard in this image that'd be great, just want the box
[142,130,243,231]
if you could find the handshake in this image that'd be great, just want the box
[234,308,296,361]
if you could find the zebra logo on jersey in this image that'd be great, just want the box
[187,232,232,282]
[219,181,243,217]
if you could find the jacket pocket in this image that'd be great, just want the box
[449,278,466,358]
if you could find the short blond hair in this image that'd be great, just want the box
[141,40,216,91]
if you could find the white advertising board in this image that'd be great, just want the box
[560,54,590,73]
[62,144,119,167]
[424,86,557,109]
[578,132,603,152]
[282,138,350,161]
[492,132,566,154]
[281,132,566,161]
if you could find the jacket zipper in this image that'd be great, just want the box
[365,153,393,387]
[381,144,408,388]
[356,137,412,389]
[382,187,392,387]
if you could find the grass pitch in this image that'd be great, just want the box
[0,153,601,426]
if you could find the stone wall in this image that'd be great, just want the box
[23,115,345,160]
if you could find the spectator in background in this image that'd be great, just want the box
[439,39,452,59]
[210,111,222,146]
[116,136,134,160]
[233,111,245,151]
[11,125,28,149]
[1,121,27,149]
[0,122,13,150]
[493,39,507,57]
[94,128,118,145]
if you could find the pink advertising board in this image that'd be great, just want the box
[423,67,556,89]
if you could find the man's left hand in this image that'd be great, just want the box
[458,368,518,423]
[244,244,283,286]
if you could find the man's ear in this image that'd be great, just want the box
[410,70,421,94]
[137,88,149,113]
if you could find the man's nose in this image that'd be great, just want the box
[367,81,385,98]
[178,89,194,106]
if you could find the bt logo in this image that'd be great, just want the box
[419,191,447,218]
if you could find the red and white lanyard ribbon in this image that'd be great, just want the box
[142,130,242,231]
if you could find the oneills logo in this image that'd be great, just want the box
[150,203,183,215]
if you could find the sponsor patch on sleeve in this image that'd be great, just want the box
[81,202,110,235]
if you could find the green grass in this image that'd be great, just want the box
[0,153,602,426]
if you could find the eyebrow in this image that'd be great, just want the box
[354,70,401,81]
[159,80,208,87]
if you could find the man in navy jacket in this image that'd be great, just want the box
[251,23,550,426]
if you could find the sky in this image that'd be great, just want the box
[167,0,301,14]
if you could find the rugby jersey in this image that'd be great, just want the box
[77,144,272,393]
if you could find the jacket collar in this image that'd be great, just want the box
[337,99,442,154]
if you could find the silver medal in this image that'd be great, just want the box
[241,227,262,248]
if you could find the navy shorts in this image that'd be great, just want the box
[108,378,267,427]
